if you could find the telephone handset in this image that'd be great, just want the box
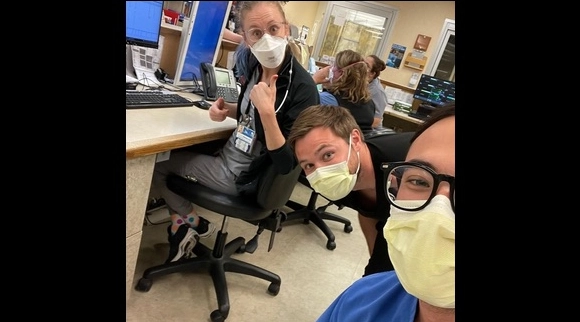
[199,62,239,103]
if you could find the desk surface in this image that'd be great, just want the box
[125,91,238,301]
[383,105,424,125]
[126,92,237,158]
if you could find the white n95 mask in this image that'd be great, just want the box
[306,136,360,201]
[250,34,288,69]
[384,195,455,308]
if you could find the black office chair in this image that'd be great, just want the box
[282,128,397,250]
[284,178,352,250]
[135,164,302,322]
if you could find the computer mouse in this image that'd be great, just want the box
[193,100,212,110]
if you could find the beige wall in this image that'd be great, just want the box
[283,1,320,45]
[283,1,455,88]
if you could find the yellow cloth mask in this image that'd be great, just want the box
[383,195,455,308]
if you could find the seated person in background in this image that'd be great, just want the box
[287,104,413,276]
[364,55,388,129]
[151,0,319,264]
[316,103,455,322]
[232,40,249,84]
[311,49,375,133]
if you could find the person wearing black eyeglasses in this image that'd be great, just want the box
[316,103,455,322]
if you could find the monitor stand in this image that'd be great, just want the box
[126,45,138,82]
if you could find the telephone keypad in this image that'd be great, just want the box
[217,87,239,103]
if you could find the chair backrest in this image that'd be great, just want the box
[257,164,302,210]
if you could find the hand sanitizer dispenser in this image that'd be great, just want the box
[409,73,419,87]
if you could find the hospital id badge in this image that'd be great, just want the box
[235,124,256,153]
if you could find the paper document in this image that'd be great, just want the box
[384,85,414,105]
[126,74,138,83]
[130,35,165,87]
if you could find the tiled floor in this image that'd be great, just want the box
[126,183,369,322]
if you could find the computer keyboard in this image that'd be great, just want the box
[407,112,429,121]
[126,91,195,109]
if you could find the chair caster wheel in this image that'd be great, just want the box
[236,244,246,253]
[210,310,225,322]
[344,224,353,233]
[326,240,336,250]
[268,282,280,295]
[135,278,152,292]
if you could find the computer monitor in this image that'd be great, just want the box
[413,74,456,107]
[173,1,232,87]
[126,1,164,49]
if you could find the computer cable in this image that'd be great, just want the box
[144,198,171,226]
[144,208,172,225]
[141,72,153,88]
[177,72,204,94]
[191,73,204,94]
[137,73,159,90]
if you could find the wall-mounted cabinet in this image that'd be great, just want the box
[403,53,427,71]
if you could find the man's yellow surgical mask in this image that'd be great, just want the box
[306,135,360,201]
[383,195,455,308]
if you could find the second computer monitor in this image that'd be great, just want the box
[412,74,455,107]
[173,1,232,87]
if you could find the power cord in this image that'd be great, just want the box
[178,72,204,94]
[144,198,171,226]
[144,209,171,225]
[137,73,164,90]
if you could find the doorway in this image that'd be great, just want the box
[312,1,397,62]
[426,19,455,82]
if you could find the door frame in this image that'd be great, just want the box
[425,18,455,79]
[311,1,398,61]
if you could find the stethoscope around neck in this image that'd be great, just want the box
[249,56,293,114]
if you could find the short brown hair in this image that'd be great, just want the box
[367,55,386,79]
[288,104,363,149]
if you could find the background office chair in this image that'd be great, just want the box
[284,177,352,250]
[135,164,302,322]
[282,128,397,250]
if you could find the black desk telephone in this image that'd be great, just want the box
[200,62,239,103]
